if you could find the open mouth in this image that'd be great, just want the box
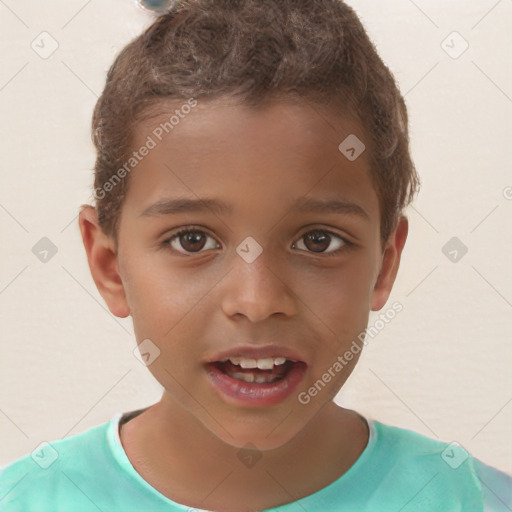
[204,356,307,406]
[210,357,298,384]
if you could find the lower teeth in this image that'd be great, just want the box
[228,372,282,384]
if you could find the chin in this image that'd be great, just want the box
[206,411,307,452]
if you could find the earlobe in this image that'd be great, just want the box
[78,205,130,318]
[370,216,408,311]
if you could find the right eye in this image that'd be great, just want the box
[163,227,221,255]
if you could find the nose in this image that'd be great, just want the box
[221,250,298,323]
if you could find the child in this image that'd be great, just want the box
[1,0,510,510]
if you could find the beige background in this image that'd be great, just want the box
[1,0,511,474]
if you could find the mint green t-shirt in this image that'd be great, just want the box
[1,410,510,511]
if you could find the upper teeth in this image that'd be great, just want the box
[224,356,289,369]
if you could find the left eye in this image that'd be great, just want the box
[292,230,347,255]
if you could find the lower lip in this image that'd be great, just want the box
[204,362,307,407]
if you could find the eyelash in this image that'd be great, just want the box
[161,225,353,257]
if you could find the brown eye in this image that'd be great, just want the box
[293,229,347,254]
[304,231,331,252]
[166,229,220,254]
[179,231,207,252]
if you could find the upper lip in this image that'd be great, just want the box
[206,345,307,364]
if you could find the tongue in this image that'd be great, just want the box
[216,360,292,378]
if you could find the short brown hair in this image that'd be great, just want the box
[91,0,419,244]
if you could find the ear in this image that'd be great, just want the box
[370,216,408,311]
[78,205,130,318]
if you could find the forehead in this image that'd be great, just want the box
[125,97,379,221]
[136,97,361,161]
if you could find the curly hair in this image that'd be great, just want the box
[91,0,419,245]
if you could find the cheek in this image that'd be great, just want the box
[123,264,212,385]
[294,265,373,404]
[122,256,233,367]
[300,256,375,324]
[121,259,208,341]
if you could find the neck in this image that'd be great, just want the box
[120,393,368,512]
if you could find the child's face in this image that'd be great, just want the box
[83,98,406,449]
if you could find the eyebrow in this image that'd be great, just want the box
[140,196,369,220]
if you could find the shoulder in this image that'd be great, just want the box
[0,418,117,512]
[368,420,512,511]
